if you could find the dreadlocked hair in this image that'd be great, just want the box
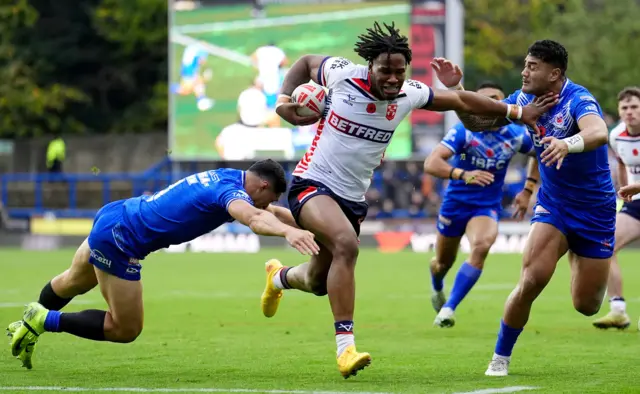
[354,21,412,64]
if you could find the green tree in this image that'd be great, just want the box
[546,0,640,115]
[92,0,168,133]
[0,0,88,137]
[0,0,167,137]
[463,0,565,80]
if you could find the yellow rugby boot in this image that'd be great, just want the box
[261,259,284,318]
[11,303,47,356]
[337,345,371,379]
[9,303,48,369]
[592,311,630,330]
[6,320,37,369]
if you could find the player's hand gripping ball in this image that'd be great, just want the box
[291,83,326,117]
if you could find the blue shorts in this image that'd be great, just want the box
[531,193,616,259]
[287,177,368,236]
[265,93,278,110]
[87,200,143,281]
[437,199,500,238]
[620,199,640,221]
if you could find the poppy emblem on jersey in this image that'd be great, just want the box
[366,103,376,113]
[634,149,639,156]
[485,148,494,158]
[386,103,397,120]
[538,125,547,136]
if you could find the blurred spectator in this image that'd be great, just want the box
[46,132,66,173]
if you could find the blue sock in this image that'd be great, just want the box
[494,320,523,357]
[443,262,482,311]
[43,310,62,332]
[431,271,444,292]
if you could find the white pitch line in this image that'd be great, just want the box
[171,32,253,67]
[172,4,410,35]
[453,386,539,394]
[0,388,391,394]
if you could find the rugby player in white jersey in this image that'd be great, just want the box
[592,87,640,330]
[258,22,556,379]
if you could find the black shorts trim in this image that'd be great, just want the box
[287,176,368,236]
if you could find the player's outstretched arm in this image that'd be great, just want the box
[275,55,327,126]
[425,90,557,134]
[427,57,559,133]
[424,144,494,186]
[227,200,319,255]
[540,114,609,169]
[266,204,299,228]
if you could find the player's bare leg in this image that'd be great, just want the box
[485,223,568,376]
[7,238,99,369]
[261,246,331,317]
[94,267,144,343]
[430,233,461,312]
[435,216,497,327]
[567,251,608,317]
[266,195,370,378]
[593,213,640,329]
[282,246,333,294]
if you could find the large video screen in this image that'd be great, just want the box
[169,0,412,160]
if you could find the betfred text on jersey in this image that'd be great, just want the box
[327,111,393,143]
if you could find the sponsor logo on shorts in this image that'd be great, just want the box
[90,249,112,268]
[534,205,550,215]
[438,215,452,226]
[129,258,139,265]
[126,266,140,275]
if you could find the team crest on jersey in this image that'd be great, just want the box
[386,103,397,120]
[553,113,565,129]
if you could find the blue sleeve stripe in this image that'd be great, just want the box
[576,111,602,121]
[225,197,251,212]
[440,141,457,153]
[317,56,331,86]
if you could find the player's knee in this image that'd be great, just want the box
[433,254,455,269]
[470,237,493,257]
[111,321,143,343]
[331,232,359,265]
[305,269,328,296]
[573,299,601,316]
[309,280,328,296]
[518,270,550,299]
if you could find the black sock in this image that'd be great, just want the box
[59,310,106,341]
[38,281,72,311]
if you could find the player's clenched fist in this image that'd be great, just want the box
[285,229,320,255]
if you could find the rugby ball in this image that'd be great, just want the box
[291,83,326,117]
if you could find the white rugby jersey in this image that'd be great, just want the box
[293,56,434,202]
[610,122,640,200]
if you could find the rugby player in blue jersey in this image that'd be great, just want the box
[424,82,534,328]
[7,159,319,369]
[431,39,615,377]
